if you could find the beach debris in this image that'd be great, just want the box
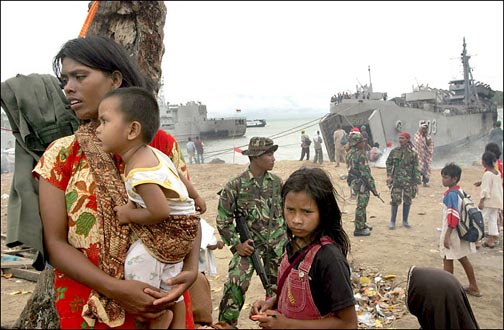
[9,290,32,295]
[351,263,408,328]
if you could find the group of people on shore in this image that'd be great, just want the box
[3,34,501,330]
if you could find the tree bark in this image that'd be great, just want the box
[86,1,166,93]
[12,2,167,328]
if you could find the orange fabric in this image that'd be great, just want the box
[79,1,99,38]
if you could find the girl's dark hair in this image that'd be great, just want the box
[482,151,496,168]
[103,87,160,143]
[281,167,350,257]
[485,142,502,160]
[53,36,156,93]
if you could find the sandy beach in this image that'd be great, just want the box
[1,160,503,329]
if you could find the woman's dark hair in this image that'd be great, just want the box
[53,36,156,93]
[482,151,496,168]
[281,167,350,257]
[485,142,502,160]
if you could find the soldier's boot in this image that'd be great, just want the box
[403,203,412,228]
[389,204,398,229]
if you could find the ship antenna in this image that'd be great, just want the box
[368,65,373,93]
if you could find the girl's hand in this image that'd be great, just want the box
[257,310,285,329]
[146,269,197,306]
[114,200,136,225]
[250,297,275,317]
[478,200,484,210]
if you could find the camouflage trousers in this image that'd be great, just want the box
[218,249,281,326]
[390,184,416,205]
[353,187,370,230]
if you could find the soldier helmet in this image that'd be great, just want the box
[349,133,364,147]
[242,137,278,156]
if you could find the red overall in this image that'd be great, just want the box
[277,236,334,320]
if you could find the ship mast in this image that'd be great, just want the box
[461,37,480,107]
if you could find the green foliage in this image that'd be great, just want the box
[492,90,503,106]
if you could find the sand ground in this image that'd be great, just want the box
[1,160,503,329]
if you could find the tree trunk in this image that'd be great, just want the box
[13,2,167,328]
[87,1,166,93]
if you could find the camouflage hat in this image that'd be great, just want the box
[349,133,364,147]
[242,137,278,156]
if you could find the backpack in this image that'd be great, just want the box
[305,137,312,146]
[455,190,484,243]
[340,134,348,145]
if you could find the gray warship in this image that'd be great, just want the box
[159,98,247,141]
[320,38,498,162]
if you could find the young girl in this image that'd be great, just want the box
[478,152,503,248]
[96,87,200,329]
[249,167,357,329]
[439,163,480,297]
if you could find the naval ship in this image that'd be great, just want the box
[319,38,498,162]
[159,99,247,141]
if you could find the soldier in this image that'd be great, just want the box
[216,137,287,327]
[386,131,421,229]
[346,133,378,236]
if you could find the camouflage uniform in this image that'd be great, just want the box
[385,143,421,228]
[346,134,377,232]
[216,141,287,326]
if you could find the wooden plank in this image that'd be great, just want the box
[1,254,34,268]
[3,267,40,282]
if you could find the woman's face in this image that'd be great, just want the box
[284,191,320,243]
[60,57,120,121]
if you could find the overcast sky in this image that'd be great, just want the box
[1,1,503,117]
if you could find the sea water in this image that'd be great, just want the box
[198,108,503,167]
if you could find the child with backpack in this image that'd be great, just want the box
[478,152,503,248]
[440,163,481,297]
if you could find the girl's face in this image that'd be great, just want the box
[60,57,121,121]
[96,96,130,154]
[284,191,320,242]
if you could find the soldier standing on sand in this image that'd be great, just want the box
[216,137,287,327]
[346,133,378,236]
[386,132,421,229]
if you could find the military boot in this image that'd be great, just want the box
[389,204,398,229]
[403,203,412,228]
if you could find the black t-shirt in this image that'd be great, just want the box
[285,241,355,316]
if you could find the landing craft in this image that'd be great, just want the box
[320,38,498,162]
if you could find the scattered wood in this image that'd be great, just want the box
[3,268,40,282]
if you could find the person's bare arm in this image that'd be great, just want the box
[114,183,171,225]
[39,178,170,319]
[178,169,206,214]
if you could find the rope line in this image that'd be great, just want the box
[203,117,323,158]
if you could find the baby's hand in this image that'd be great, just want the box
[114,200,136,225]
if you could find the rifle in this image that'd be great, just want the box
[348,167,385,203]
[234,210,272,295]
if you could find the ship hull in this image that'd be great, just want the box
[320,100,497,162]
[162,118,246,141]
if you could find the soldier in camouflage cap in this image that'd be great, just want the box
[242,136,278,156]
[216,136,286,326]
[346,133,378,236]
